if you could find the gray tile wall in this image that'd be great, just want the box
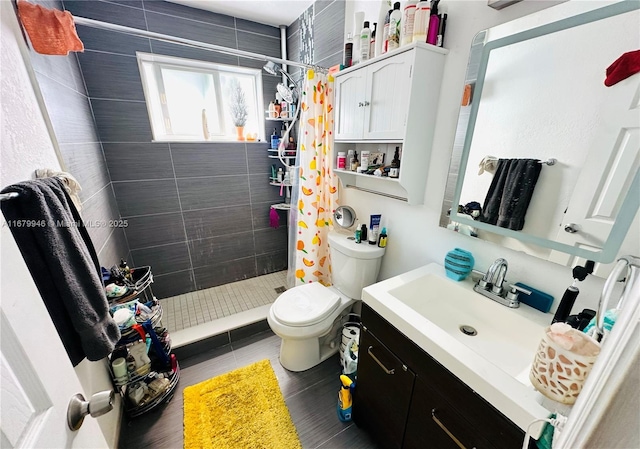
[66,0,289,298]
[286,0,345,71]
[28,0,130,268]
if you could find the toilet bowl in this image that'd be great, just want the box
[268,231,385,371]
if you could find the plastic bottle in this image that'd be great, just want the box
[337,375,355,422]
[277,167,283,182]
[268,101,276,118]
[377,227,388,248]
[337,152,347,169]
[400,0,418,47]
[274,99,281,118]
[412,0,431,43]
[382,9,392,54]
[369,23,377,60]
[426,0,440,45]
[360,21,371,62]
[344,33,353,67]
[350,151,359,171]
[387,2,402,51]
[270,128,279,149]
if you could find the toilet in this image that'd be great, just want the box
[268,230,385,371]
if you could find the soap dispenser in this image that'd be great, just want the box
[551,261,595,324]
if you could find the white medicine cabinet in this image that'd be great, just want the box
[333,42,447,205]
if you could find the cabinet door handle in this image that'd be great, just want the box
[367,346,395,375]
[431,409,469,449]
[358,101,364,107]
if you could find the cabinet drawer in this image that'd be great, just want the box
[353,327,415,449]
[404,377,496,449]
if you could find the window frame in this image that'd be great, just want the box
[136,52,265,143]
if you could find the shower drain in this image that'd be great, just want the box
[459,325,477,336]
[274,286,287,294]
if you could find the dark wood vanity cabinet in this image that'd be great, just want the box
[354,303,525,449]
[353,327,415,449]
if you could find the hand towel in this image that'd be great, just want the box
[17,0,84,55]
[479,158,542,231]
[604,49,640,87]
[1,178,120,365]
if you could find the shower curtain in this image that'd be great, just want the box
[287,69,338,287]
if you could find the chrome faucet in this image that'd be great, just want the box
[474,258,529,308]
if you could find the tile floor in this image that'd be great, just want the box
[118,330,380,449]
[160,270,288,332]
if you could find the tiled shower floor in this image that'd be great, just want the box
[160,270,288,332]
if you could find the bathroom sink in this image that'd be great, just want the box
[361,263,553,434]
[388,273,544,380]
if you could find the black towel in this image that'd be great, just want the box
[1,178,120,365]
[479,159,542,231]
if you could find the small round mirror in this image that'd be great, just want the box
[334,206,356,229]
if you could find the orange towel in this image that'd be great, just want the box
[17,0,84,55]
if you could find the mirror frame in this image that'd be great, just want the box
[447,1,640,264]
[334,205,357,229]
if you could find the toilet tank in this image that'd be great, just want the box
[328,231,385,299]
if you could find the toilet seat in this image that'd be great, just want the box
[272,283,341,327]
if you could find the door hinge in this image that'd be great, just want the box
[160,93,167,105]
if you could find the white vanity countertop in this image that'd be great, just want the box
[361,263,556,435]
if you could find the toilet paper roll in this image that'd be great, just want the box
[112,357,127,378]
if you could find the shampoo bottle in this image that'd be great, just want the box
[270,128,279,149]
[387,2,402,51]
[344,33,353,67]
[426,0,440,45]
[377,227,388,248]
[360,21,371,61]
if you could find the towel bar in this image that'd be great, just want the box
[344,185,408,202]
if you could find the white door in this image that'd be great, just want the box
[334,69,367,140]
[1,227,108,448]
[364,51,413,140]
[549,75,640,276]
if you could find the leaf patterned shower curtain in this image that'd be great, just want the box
[293,70,338,286]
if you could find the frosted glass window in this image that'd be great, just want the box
[137,52,264,142]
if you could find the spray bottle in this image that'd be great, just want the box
[337,374,355,422]
[551,261,595,324]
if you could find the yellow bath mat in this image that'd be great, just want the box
[183,359,302,449]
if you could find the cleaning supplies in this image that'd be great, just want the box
[337,374,355,422]
[551,261,594,324]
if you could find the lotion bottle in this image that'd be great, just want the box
[412,0,431,43]
[382,8,392,54]
[400,0,418,47]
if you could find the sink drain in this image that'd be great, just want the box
[459,325,477,336]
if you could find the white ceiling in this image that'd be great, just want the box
[166,0,314,27]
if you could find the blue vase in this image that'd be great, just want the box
[444,248,474,281]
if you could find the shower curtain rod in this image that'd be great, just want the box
[72,16,327,73]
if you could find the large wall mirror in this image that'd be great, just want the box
[441,0,639,276]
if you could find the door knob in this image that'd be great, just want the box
[67,390,114,431]
[564,223,579,233]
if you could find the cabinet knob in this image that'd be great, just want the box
[363,101,370,106]
[358,101,364,107]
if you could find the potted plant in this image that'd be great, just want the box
[228,79,248,141]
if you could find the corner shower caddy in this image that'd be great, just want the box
[267,114,297,211]
[107,266,180,417]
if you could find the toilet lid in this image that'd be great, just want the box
[273,283,341,327]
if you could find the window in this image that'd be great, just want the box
[137,53,264,142]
